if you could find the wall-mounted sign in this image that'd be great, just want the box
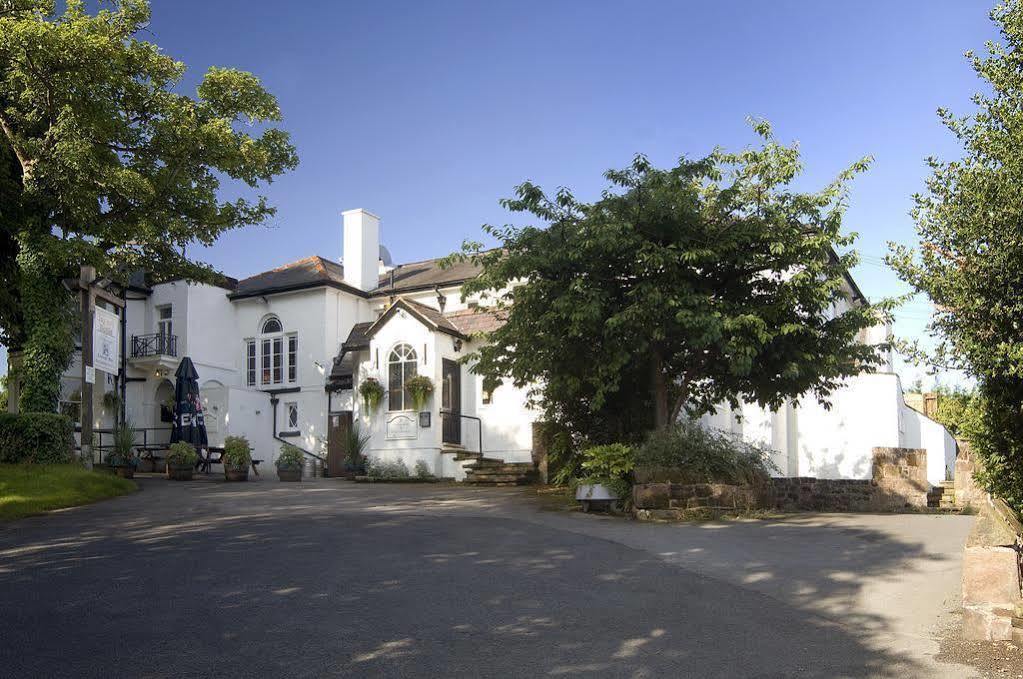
[93,306,120,374]
[385,413,417,440]
[418,411,431,428]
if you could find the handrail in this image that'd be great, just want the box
[441,410,483,457]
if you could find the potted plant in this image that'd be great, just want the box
[107,421,137,479]
[102,391,121,414]
[160,397,175,423]
[276,443,304,482]
[166,442,197,481]
[405,375,434,412]
[342,423,371,477]
[358,377,384,413]
[574,443,634,512]
[222,435,252,482]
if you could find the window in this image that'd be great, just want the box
[246,340,256,387]
[288,334,298,383]
[249,315,295,387]
[157,305,172,337]
[285,402,298,430]
[388,343,418,411]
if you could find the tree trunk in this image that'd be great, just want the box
[651,350,670,430]
[15,233,74,413]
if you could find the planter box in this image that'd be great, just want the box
[277,466,302,482]
[113,465,135,479]
[167,463,193,481]
[224,463,249,482]
[137,458,155,473]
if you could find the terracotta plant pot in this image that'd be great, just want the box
[224,462,249,482]
[276,466,302,482]
[113,465,135,479]
[167,463,194,481]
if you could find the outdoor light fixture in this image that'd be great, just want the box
[452,338,462,352]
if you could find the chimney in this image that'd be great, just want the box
[342,208,380,292]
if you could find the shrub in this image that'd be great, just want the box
[366,458,410,479]
[277,443,304,468]
[107,421,137,467]
[222,435,252,466]
[166,442,198,466]
[575,443,634,498]
[634,419,776,485]
[0,412,74,464]
[342,422,371,467]
[413,460,434,478]
[962,378,1023,514]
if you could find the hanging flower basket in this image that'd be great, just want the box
[405,375,434,412]
[359,378,384,413]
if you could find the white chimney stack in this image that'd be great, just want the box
[342,208,380,292]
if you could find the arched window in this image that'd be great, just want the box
[388,343,418,411]
[246,315,297,387]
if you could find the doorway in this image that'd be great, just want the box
[327,410,353,476]
[441,359,461,446]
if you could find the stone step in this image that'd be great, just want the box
[1012,616,1023,629]
[940,479,955,488]
[465,472,538,482]
[453,453,481,462]
[464,481,528,487]
[467,464,537,474]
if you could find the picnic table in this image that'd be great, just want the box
[197,447,262,475]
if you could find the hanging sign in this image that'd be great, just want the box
[93,306,120,374]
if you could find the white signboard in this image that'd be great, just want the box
[385,413,418,440]
[93,306,120,374]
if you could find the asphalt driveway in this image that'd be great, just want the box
[0,477,977,678]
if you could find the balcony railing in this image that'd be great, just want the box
[131,333,177,359]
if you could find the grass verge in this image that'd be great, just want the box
[0,464,137,521]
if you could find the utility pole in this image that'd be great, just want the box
[79,265,96,469]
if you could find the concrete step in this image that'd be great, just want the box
[467,464,536,474]
[465,472,538,482]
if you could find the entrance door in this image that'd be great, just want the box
[442,359,461,445]
[327,410,353,477]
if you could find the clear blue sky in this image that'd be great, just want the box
[0,1,999,385]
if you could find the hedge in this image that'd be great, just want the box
[0,412,75,464]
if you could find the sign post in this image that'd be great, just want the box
[79,266,96,469]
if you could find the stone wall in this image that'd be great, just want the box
[954,440,987,509]
[962,497,1023,641]
[633,447,932,514]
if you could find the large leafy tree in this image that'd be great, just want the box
[888,1,1023,511]
[0,0,298,412]
[453,121,889,442]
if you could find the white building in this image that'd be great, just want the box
[38,208,955,485]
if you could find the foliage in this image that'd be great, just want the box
[222,435,252,466]
[102,391,121,412]
[342,422,371,467]
[575,444,634,499]
[404,375,434,412]
[448,120,889,442]
[366,458,410,479]
[0,374,7,412]
[634,419,777,485]
[0,1,298,410]
[166,441,197,466]
[413,460,434,479]
[0,411,73,463]
[107,420,136,467]
[931,385,979,438]
[359,378,384,412]
[0,463,135,521]
[276,443,304,469]
[886,2,1023,512]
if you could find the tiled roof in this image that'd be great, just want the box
[229,256,357,299]
[444,307,506,335]
[342,321,373,351]
[364,297,468,340]
[370,256,483,296]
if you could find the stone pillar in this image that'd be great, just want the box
[871,447,929,510]
[954,440,986,509]
[531,422,549,484]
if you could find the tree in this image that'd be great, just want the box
[888,1,1023,511]
[451,121,889,443]
[0,0,298,411]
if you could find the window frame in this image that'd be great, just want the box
[250,315,296,388]
[387,343,418,411]
[285,401,299,430]
[245,339,256,387]
[156,305,173,337]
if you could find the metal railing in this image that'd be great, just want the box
[441,411,483,456]
[73,426,174,463]
[131,333,177,358]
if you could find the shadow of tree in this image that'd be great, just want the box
[0,478,971,678]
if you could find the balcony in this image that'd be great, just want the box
[130,333,178,371]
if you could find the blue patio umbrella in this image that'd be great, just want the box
[170,356,208,450]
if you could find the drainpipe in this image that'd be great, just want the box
[269,394,324,463]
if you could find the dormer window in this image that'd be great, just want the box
[247,315,297,388]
